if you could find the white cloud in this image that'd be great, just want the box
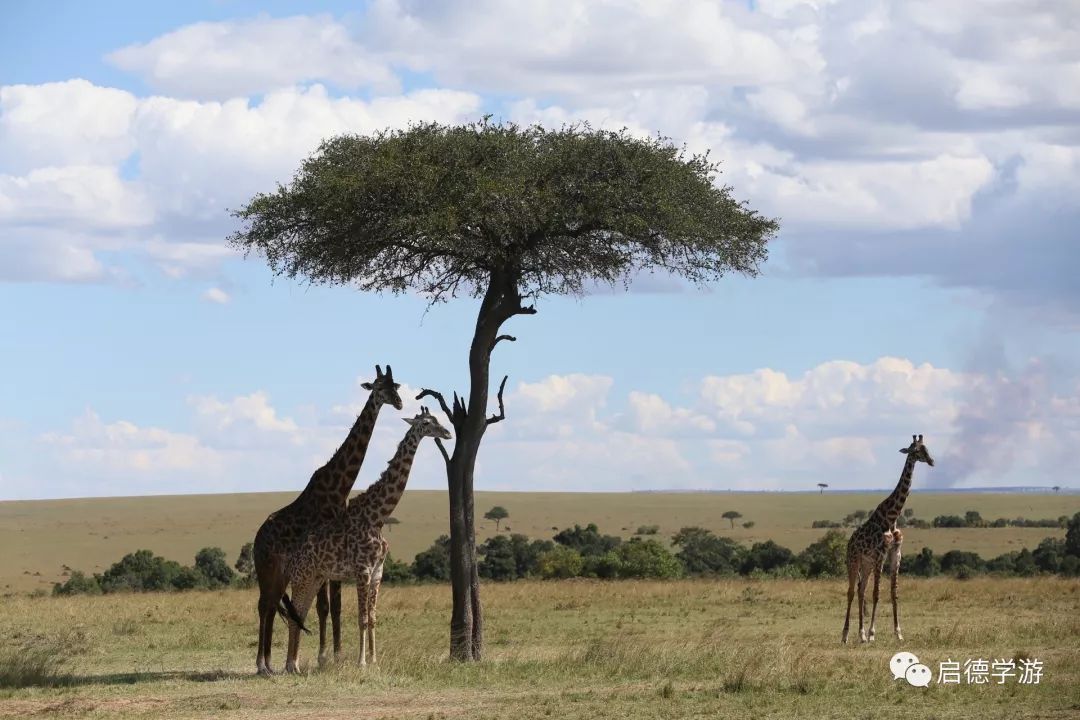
[14,359,1080,497]
[0,80,136,174]
[201,287,230,304]
[41,409,222,476]
[107,14,399,100]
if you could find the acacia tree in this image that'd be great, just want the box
[722,510,743,529]
[229,119,777,660]
[485,506,509,531]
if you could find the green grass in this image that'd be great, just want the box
[2,491,1077,593]
[0,578,1077,718]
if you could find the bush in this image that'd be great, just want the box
[381,554,414,584]
[194,547,235,589]
[940,550,985,576]
[52,570,101,596]
[986,552,1019,575]
[964,511,985,528]
[478,535,518,581]
[635,525,660,536]
[607,538,683,579]
[811,520,841,529]
[537,546,585,579]
[902,547,940,577]
[671,527,745,575]
[172,566,207,590]
[412,536,451,581]
[553,523,621,557]
[933,515,966,528]
[798,530,848,578]
[98,549,183,592]
[235,542,254,577]
[1033,538,1066,573]
[1066,512,1080,557]
[741,540,794,574]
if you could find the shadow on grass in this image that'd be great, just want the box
[15,669,251,689]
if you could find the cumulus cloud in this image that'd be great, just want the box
[107,14,398,100]
[15,358,1078,499]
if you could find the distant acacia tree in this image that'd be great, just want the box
[385,517,401,533]
[722,511,743,529]
[484,506,509,531]
[230,119,776,660]
[817,483,828,494]
[1053,486,1061,494]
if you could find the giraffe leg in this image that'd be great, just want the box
[330,580,343,661]
[356,572,371,666]
[316,582,330,666]
[868,557,883,642]
[857,563,868,643]
[367,561,384,664]
[256,562,285,676]
[890,532,904,641]
[841,558,857,644]
[284,582,318,675]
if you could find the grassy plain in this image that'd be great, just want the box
[1,578,1078,719]
[3,491,1078,593]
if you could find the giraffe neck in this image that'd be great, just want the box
[353,428,422,528]
[872,453,917,528]
[301,392,382,507]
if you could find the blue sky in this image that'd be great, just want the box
[2,0,1078,500]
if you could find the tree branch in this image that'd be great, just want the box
[486,375,509,426]
[491,334,516,351]
[434,437,451,466]
[415,388,457,428]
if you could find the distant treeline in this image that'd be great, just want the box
[812,509,1069,530]
[51,512,1080,596]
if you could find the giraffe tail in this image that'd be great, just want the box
[277,592,311,635]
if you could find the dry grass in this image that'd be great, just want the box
[0,577,1077,718]
[3,491,1077,593]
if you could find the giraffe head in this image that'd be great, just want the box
[900,434,934,466]
[403,406,453,440]
[361,364,404,410]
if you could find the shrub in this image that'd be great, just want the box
[902,547,940,577]
[52,570,101,596]
[194,547,235,589]
[553,523,621,557]
[940,550,985,576]
[986,552,1019,575]
[671,527,745,575]
[741,540,794,574]
[537,546,585,579]
[235,542,254,577]
[933,515,966,528]
[798,530,848,578]
[1033,538,1066,573]
[478,535,518,581]
[964,511,985,528]
[412,536,451,582]
[635,525,660,536]
[608,538,683,579]
[1066,512,1080,557]
[811,520,841,529]
[98,549,183,592]
[381,554,413,584]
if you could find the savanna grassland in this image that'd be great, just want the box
[1,577,1078,719]
[3,491,1078,593]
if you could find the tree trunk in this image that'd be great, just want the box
[444,268,524,661]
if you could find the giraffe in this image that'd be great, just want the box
[279,407,452,672]
[842,434,934,644]
[253,365,403,676]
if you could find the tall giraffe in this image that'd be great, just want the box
[280,407,452,672]
[253,365,403,676]
[842,434,935,644]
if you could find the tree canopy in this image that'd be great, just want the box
[229,119,776,301]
